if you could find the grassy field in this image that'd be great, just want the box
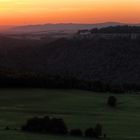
[0,89,140,140]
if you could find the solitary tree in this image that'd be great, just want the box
[107,96,117,107]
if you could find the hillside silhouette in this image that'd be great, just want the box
[1,26,140,91]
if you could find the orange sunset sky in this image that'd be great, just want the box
[0,0,140,25]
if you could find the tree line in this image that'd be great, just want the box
[21,116,103,138]
[90,25,140,34]
[0,74,140,93]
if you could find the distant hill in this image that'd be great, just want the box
[90,25,140,33]
[1,26,140,90]
[0,25,13,32]
[8,22,125,33]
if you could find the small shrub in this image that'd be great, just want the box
[85,127,95,137]
[14,128,18,131]
[5,126,10,130]
[104,133,107,138]
[70,129,83,136]
[85,124,102,138]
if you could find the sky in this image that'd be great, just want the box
[0,0,140,25]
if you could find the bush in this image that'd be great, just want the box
[5,126,10,130]
[49,118,68,134]
[70,129,83,136]
[107,96,117,107]
[21,116,68,135]
[85,124,102,138]
[22,116,104,138]
[85,127,95,137]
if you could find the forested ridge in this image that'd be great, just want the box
[1,26,140,92]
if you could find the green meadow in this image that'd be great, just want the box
[0,89,140,140]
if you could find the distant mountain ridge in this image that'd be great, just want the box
[8,22,131,33]
[0,25,13,32]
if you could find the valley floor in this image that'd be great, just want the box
[0,89,139,140]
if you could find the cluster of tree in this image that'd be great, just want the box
[21,116,67,135]
[90,25,140,34]
[70,124,103,138]
[21,116,103,138]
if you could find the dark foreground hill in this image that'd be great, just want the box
[41,38,140,84]
[0,35,140,91]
